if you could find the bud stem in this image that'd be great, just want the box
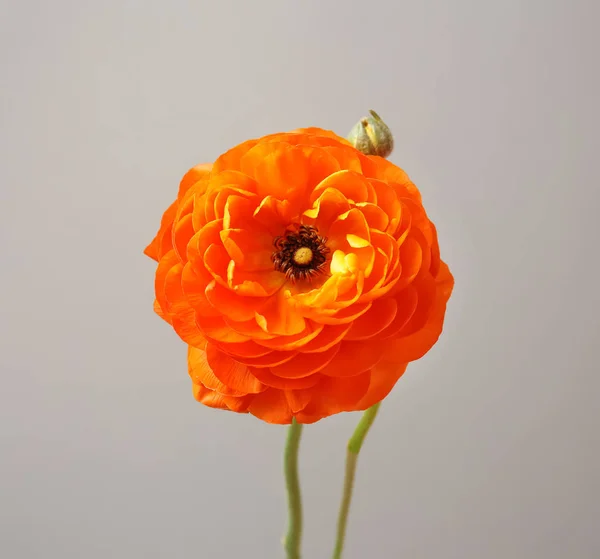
[331,403,381,559]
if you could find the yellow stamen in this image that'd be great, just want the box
[293,247,313,266]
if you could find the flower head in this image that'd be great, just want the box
[145,128,453,424]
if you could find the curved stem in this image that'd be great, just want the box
[283,418,304,559]
[332,403,381,559]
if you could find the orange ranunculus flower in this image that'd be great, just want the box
[145,128,453,424]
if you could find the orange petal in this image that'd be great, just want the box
[175,186,195,223]
[220,228,274,272]
[204,243,230,285]
[241,143,310,218]
[327,208,371,254]
[303,301,372,325]
[178,163,212,197]
[205,343,265,394]
[393,199,412,242]
[253,195,293,237]
[392,179,423,205]
[152,298,168,321]
[302,187,351,236]
[212,138,259,173]
[370,229,397,262]
[301,146,342,189]
[293,274,343,309]
[360,157,421,202]
[249,368,323,390]
[323,146,363,172]
[154,249,181,320]
[319,339,384,378]
[192,382,253,413]
[435,260,454,297]
[161,262,208,347]
[294,371,371,422]
[192,190,211,230]
[163,262,192,317]
[367,179,402,229]
[254,320,324,351]
[255,289,306,336]
[393,236,423,291]
[310,170,371,206]
[429,224,441,278]
[360,247,389,301]
[219,393,255,413]
[298,323,352,353]
[172,213,194,262]
[192,383,228,410]
[336,246,374,282]
[353,361,408,411]
[181,263,220,317]
[330,272,365,309]
[398,198,432,243]
[205,280,269,322]
[212,339,274,359]
[188,345,247,396]
[235,350,298,368]
[172,313,208,349]
[222,316,276,341]
[145,163,212,262]
[248,388,293,424]
[388,278,452,363]
[285,389,312,414]
[268,343,340,379]
[227,262,287,297]
[290,411,325,425]
[197,314,250,344]
[395,276,437,338]
[222,194,258,230]
[186,220,223,270]
[144,200,178,262]
[321,371,371,407]
[211,171,258,212]
[345,297,398,341]
[408,229,432,281]
[356,202,389,232]
[378,286,419,339]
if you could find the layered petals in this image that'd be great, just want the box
[146,128,453,423]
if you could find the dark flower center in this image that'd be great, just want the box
[272,225,330,282]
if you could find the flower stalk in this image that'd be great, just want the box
[283,418,304,559]
[331,403,381,559]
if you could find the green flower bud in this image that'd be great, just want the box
[347,109,394,158]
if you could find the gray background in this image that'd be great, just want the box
[1,1,599,558]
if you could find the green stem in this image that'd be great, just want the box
[283,418,304,559]
[332,403,381,559]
